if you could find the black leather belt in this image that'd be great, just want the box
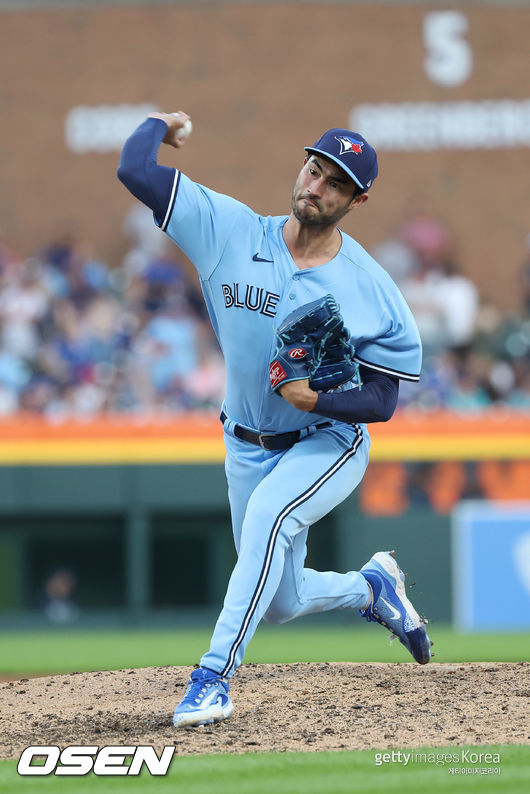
[220,411,331,451]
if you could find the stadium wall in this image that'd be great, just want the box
[1,2,529,309]
[0,411,528,625]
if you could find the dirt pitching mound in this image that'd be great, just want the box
[1,662,528,759]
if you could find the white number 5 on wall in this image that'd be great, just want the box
[423,11,473,88]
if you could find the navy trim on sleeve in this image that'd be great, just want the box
[353,354,420,382]
[311,366,399,424]
[159,170,181,232]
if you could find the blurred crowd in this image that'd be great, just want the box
[0,206,225,417]
[0,206,529,417]
[373,214,530,413]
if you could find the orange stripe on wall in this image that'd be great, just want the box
[0,410,528,464]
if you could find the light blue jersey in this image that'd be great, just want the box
[158,168,421,679]
[160,171,421,434]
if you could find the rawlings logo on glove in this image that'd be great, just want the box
[269,294,358,394]
[288,348,307,359]
[269,360,288,389]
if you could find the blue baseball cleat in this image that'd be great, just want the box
[173,667,234,728]
[359,551,432,665]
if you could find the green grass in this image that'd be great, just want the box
[1,745,528,794]
[1,628,527,791]
[2,628,527,794]
[0,624,529,676]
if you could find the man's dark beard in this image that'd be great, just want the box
[291,194,350,227]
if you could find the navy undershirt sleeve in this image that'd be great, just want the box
[311,366,399,424]
[117,118,176,224]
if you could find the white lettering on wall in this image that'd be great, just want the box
[423,11,473,88]
[65,104,158,154]
[350,99,530,151]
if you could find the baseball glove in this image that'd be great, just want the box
[269,294,358,393]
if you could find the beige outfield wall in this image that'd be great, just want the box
[1,2,529,309]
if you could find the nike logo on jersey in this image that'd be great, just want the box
[222,283,280,317]
[379,597,402,622]
[252,253,274,263]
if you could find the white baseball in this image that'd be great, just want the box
[172,113,193,140]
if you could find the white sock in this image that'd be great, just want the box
[362,580,374,611]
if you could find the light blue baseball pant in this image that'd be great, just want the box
[200,421,372,678]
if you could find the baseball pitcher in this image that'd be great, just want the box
[118,111,432,728]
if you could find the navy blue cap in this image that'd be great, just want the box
[304,128,378,191]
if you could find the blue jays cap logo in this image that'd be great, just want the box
[335,135,364,156]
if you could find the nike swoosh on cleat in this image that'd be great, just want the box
[252,253,274,262]
[379,597,402,621]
